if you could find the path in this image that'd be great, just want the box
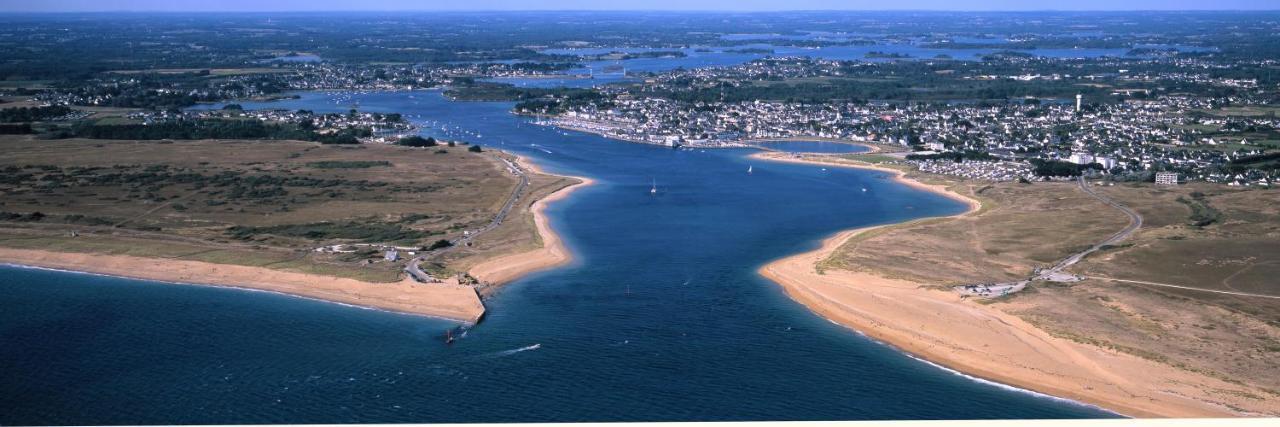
[1036,177,1144,279]
[1087,276,1280,300]
[960,176,1143,297]
[406,152,529,283]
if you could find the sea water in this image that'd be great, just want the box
[0,90,1116,423]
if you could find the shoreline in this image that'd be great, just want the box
[0,247,486,323]
[753,151,1267,418]
[0,262,473,323]
[537,117,882,152]
[738,136,883,153]
[0,154,596,325]
[749,152,978,212]
[467,155,595,286]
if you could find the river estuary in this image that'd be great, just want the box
[0,90,1117,423]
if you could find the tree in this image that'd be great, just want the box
[468,144,482,152]
[425,239,452,250]
[396,135,437,147]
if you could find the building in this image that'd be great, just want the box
[1155,172,1180,185]
[385,249,399,261]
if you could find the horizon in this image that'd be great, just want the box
[4,0,1278,13]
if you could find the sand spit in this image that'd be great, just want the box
[468,155,595,285]
[754,152,1277,417]
[0,247,485,323]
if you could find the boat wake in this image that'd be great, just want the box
[482,344,542,358]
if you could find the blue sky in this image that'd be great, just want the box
[3,0,1277,12]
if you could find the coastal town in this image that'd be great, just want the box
[2,8,1280,424]
[19,51,1278,187]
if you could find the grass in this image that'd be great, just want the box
[305,160,392,169]
[0,135,525,278]
[818,167,1280,394]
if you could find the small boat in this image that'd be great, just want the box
[444,329,455,345]
[747,165,753,174]
[861,187,868,192]
[650,178,658,195]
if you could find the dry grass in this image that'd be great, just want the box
[823,168,1280,394]
[824,178,1129,285]
[0,135,547,280]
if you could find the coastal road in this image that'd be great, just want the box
[406,153,529,283]
[961,176,1144,298]
[1037,177,1144,280]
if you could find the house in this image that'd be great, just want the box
[1155,172,1179,185]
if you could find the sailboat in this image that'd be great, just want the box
[747,165,753,174]
[650,178,658,195]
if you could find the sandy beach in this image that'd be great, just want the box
[0,247,486,323]
[469,156,594,285]
[754,152,1278,417]
[0,155,597,325]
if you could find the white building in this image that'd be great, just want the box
[1155,172,1179,185]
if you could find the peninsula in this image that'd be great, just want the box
[0,135,584,323]
[756,151,1280,417]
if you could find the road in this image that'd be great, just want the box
[960,176,1144,297]
[1036,177,1145,280]
[406,153,530,283]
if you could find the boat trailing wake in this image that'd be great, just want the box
[481,344,542,359]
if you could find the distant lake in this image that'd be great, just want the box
[263,53,322,63]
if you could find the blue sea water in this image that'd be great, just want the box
[0,91,1118,424]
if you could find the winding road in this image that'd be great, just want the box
[406,153,530,283]
[1035,177,1145,281]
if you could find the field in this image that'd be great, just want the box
[816,160,1280,396]
[0,135,571,283]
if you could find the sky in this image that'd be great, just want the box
[3,0,1278,12]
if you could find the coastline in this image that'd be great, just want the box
[753,151,1268,417]
[0,154,596,325]
[0,247,485,323]
[750,152,977,212]
[468,155,595,285]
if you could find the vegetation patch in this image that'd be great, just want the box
[1176,191,1222,227]
[227,221,427,243]
[306,160,392,169]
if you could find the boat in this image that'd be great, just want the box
[748,165,753,174]
[444,329,455,345]
[650,178,658,195]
